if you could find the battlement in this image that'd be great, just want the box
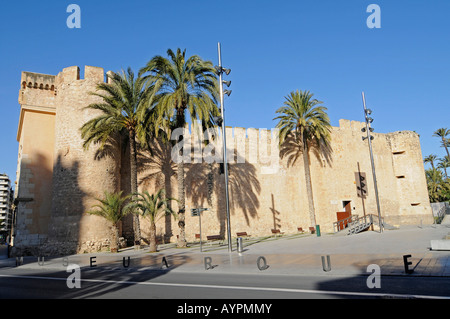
[56,65,105,84]
[20,66,106,93]
[21,72,56,92]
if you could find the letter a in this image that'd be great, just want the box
[366,4,381,29]
[66,4,81,29]
[66,264,81,289]
[366,264,381,288]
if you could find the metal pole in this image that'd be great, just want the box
[199,209,203,252]
[218,42,232,252]
[362,92,383,232]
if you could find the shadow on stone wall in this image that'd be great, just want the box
[186,160,261,239]
[45,155,88,256]
[11,152,54,257]
[138,138,176,244]
[279,133,333,168]
[137,138,261,242]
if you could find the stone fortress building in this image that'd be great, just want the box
[12,65,433,256]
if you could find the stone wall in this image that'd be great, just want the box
[138,120,433,243]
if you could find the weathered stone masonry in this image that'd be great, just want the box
[12,65,433,256]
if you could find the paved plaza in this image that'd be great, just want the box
[2,224,449,277]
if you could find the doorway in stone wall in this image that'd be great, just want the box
[336,200,352,231]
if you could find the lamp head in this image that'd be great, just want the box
[222,80,231,87]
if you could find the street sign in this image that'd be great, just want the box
[190,208,209,252]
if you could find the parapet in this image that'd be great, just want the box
[56,65,105,84]
[338,119,365,131]
[21,72,56,92]
[20,66,106,96]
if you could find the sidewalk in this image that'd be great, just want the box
[1,225,450,277]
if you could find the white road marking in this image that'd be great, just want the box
[0,273,448,299]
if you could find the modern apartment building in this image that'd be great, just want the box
[0,174,13,242]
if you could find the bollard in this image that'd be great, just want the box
[237,237,243,253]
[316,225,321,237]
[321,255,331,272]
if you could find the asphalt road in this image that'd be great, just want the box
[1,267,449,300]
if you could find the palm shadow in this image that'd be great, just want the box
[137,134,261,243]
[279,133,333,168]
[137,138,177,244]
[186,158,261,239]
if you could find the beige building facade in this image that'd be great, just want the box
[12,65,433,256]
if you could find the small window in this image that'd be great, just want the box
[393,151,405,155]
[411,203,420,206]
[396,175,405,179]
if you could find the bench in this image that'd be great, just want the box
[206,235,224,245]
[271,229,284,237]
[236,232,251,240]
[309,227,316,234]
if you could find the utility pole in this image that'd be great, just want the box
[361,92,383,232]
[215,42,233,251]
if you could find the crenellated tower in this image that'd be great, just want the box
[14,66,121,256]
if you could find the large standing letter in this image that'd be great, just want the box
[66,264,81,289]
[257,256,269,271]
[403,255,414,274]
[366,264,381,288]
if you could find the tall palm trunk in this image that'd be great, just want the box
[177,159,187,247]
[302,137,316,227]
[443,139,450,158]
[110,223,119,253]
[129,130,141,248]
[149,221,157,252]
[176,110,187,248]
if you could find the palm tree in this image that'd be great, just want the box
[433,128,450,158]
[127,189,177,252]
[86,191,132,253]
[139,48,220,248]
[425,168,446,203]
[437,155,450,179]
[80,68,155,249]
[424,154,438,170]
[274,90,332,227]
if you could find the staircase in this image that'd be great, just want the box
[436,204,450,225]
[333,214,382,235]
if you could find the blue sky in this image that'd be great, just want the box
[0,0,449,184]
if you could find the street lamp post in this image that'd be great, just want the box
[361,91,383,232]
[216,42,233,252]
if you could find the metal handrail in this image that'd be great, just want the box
[334,214,383,234]
[435,204,448,224]
[333,214,358,233]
